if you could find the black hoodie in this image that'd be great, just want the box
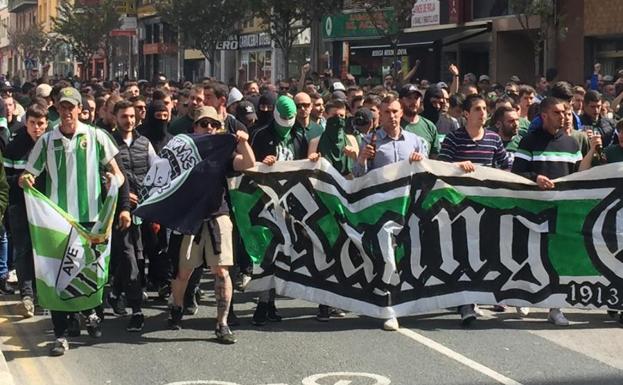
[138,100,172,154]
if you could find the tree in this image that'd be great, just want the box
[250,1,343,80]
[354,0,418,82]
[9,23,59,68]
[52,0,121,80]
[156,0,245,77]
[510,0,565,77]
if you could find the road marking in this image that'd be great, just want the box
[164,381,240,385]
[397,328,523,385]
[301,372,391,385]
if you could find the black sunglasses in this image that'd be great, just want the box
[198,119,221,129]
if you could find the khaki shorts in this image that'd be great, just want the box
[178,215,234,270]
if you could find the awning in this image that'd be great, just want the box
[349,21,491,49]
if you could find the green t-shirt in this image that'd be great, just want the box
[605,144,623,163]
[169,114,193,135]
[294,120,324,142]
[404,116,440,156]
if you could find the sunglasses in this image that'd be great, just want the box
[198,119,221,129]
[296,103,311,109]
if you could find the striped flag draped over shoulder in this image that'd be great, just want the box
[134,133,237,235]
[24,180,119,312]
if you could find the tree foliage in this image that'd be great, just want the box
[510,0,565,75]
[52,0,121,79]
[353,0,417,79]
[250,0,343,79]
[157,0,244,74]
[9,23,59,66]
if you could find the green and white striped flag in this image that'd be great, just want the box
[24,180,118,312]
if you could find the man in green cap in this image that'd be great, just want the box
[19,87,127,356]
[249,95,307,325]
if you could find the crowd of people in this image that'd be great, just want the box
[1,60,622,356]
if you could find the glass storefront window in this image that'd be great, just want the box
[241,50,272,82]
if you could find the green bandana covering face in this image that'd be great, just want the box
[318,116,353,175]
[274,123,292,140]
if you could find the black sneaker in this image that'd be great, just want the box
[49,338,69,357]
[168,306,183,330]
[316,305,330,322]
[157,284,171,300]
[0,275,15,294]
[183,290,199,316]
[459,305,477,327]
[215,324,237,344]
[107,293,128,316]
[267,301,282,322]
[86,313,102,338]
[126,313,144,332]
[67,314,81,337]
[252,302,268,326]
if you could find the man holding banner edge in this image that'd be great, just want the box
[19,87,127,356]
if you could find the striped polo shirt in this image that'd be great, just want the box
[26,121,118,223]
[511,128,581,181]
[438,127,511,169]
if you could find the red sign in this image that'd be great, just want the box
[143,43,177,55]
[111,29,136,37]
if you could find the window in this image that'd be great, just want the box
[473,0,510,19]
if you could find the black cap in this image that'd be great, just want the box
[398,83,422,99]
[1,81,12,92]
[332,90,347,101]
[235,100,257,121]
[352,108,373,127]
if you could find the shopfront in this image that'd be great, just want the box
[239,32,272,82]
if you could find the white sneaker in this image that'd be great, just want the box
[474,304,485,317]
[516,307,530,317]
[383,317,399,331]
[548,308,569,326]
[7,269,17,283]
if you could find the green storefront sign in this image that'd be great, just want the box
[322,9,398,39]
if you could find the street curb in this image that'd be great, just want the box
[0,348,16,385]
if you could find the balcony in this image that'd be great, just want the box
[8,0,36,13]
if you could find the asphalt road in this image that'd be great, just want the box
[2,276,623,385]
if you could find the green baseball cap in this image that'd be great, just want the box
[58,87,82,106]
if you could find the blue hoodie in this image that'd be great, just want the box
[527,111,582,133]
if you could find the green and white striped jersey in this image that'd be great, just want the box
[26,121,118,223]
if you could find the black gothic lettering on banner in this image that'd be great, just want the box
[236,169,564,308]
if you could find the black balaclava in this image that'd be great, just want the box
[142,100,168,141]
[421,85,444,124]
[256,92,276,127]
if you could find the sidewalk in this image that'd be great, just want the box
[0,349,16,385]
[0,298,18,385]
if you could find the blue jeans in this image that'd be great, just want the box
[8,205,34,297]
[0,224,8,278]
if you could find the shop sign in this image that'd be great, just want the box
[322,9,397,39]
[411,0,440,27]
[216,35,239,50]
[370,48,408,57]
[239,32,271,49]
